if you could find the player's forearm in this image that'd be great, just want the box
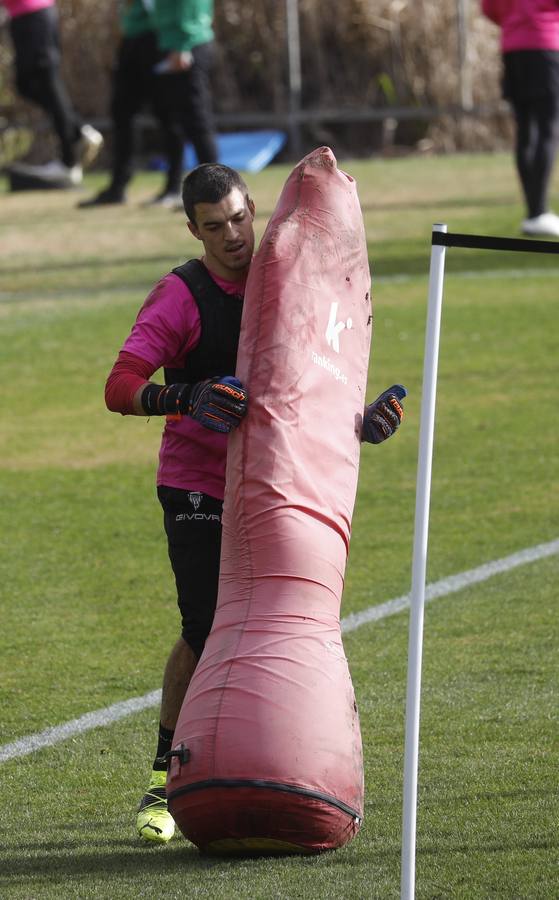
[135,377,249,433]
[105,351,156,416]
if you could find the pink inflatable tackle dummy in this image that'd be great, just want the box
[167,147,372,854]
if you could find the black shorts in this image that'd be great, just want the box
[158,486,223,658]
[503,50,559,103]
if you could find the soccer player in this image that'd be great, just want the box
[104,163,406,843]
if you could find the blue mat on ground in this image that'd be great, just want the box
[149,129,287,174]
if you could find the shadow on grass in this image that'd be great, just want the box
[0,253,176,278]
[4,244,559,283]
[2,830,554,885]
[1,836,365,881]
[371,245,559,279]
[3,227,559,299]
[360,195,519,214]
[3,841,198,880]
[243,194,519,220]
[416,836,555,856]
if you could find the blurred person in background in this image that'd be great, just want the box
[2,0,103,187]
[482,0,559,237]
[79,0,218,209]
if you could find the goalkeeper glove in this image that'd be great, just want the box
[141,375,248,433]
[188,376,248,433]
[362,384,407,444]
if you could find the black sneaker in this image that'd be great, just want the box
[78,187,126,208]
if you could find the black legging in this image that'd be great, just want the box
[153,41,219,181]
[512,94,559,218]
[109,33,217,196]
[109,31,185,195]
[10,6,82,167]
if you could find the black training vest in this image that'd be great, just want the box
[164,260,244,386]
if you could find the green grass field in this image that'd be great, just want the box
[1,152,557,899]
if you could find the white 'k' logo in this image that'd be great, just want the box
[325,302,352,354]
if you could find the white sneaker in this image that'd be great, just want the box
[9,160,83,187]
[521,211,559,237]
[143,191,183,210]
[78,124,104,167]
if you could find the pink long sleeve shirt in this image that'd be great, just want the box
[106,269,247,500]
[2,0,54,19]
[482,0,559,52]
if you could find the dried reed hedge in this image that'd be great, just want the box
[0,0,511,161]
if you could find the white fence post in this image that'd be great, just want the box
[401,223,448,900]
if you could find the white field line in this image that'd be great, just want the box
[341,537,559,632]
[0,690,162,764]
[1,538,558,764]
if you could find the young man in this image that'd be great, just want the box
[105,163,405,844]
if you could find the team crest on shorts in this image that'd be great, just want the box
[188,491,203,511]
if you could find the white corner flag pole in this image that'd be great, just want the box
[401,223,448,900]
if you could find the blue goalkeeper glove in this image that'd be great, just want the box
[188,376,248,433]
[362,384,407,444]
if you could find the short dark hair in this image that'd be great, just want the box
[182,164,249,224]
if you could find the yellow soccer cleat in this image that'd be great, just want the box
[136,769,175,844]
